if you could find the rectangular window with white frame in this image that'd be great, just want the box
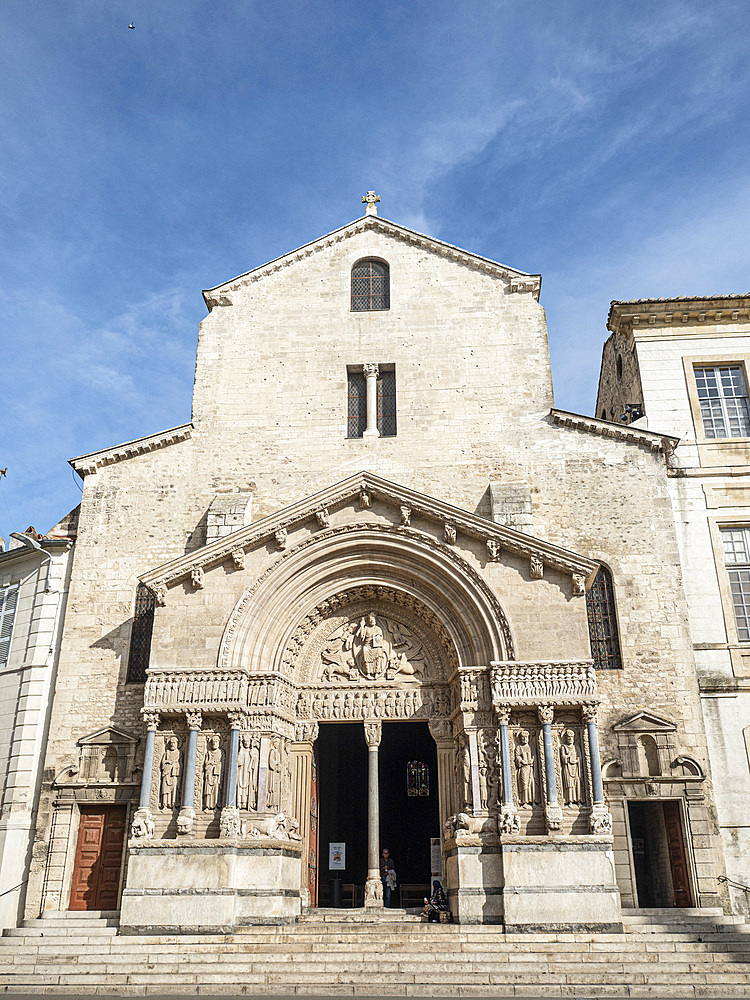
[0,584,19,668]
[694,364,750,439]
[721,526,750,641]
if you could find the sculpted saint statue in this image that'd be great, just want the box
[267,736,282,810]
[514,731,535,806]
[357,614,389,680]
[203,735,223,810]
[236,734,258,811]
[560,729,582,805]
[159,736,182,810]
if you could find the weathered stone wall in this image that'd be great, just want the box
[26,223,727,917]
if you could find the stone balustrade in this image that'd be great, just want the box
[143,667,297,715]
[490,659,597,706]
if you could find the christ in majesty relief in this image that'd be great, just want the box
[357,614,388,679]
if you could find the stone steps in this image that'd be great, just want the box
[0,910,749,996]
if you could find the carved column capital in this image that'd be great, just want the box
[538,704,554,726]
[295,720,319,744]
[582,704,598,724]
[364,720,382,748]
[142,711,160,731]
[185,710,203,731]
[363,363,379,378]
[427,717,452,743]
[495,703,512,726]
[227,712,247,729]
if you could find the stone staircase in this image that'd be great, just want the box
[1,907,749,996]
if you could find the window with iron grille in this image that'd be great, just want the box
[695,365,750,438]
[585,566,622,669]
[347,370,367,438]
[351,259,389,311]
[0,584,18,669]
[721,526,750,641]
[127,583,155,682]
[347,366,396,438]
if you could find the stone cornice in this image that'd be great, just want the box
[69,423,192,476]
[202,215,541,309]
[550,409,678,454]
[608,295,750,337]
[139,471,598,596]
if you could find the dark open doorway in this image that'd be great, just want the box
[317,722,368,906]
[628,800,693,907]
[315,719,440,908]
[379,720,440,907]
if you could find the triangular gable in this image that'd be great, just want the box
[612,711,677,733]
[202,215,541,310]
[139,471,598,594]
[77,726,139,747]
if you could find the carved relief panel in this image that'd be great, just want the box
[509,712,544,835]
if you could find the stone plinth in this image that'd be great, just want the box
[444,834,621,929]
[444,835,504,925]
[501,835,621,932]
[119,838,303,933]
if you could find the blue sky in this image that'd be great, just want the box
[2,0,750,539]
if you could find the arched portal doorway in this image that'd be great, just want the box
[217,527,513,910]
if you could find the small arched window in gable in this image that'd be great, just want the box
[586,565,622,669]
[351,258,390,311]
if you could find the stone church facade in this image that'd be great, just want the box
[24,205,729,930]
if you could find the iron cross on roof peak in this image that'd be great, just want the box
[362,191,380,216]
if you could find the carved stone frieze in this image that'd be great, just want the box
[294,720,319,743]
[296,683,449,723]
[144,668,297,717]
[491,661,597,706]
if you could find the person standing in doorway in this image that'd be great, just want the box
[380,847,397,907]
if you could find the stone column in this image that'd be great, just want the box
[256,735,271,813]
[290,721,318,907]
[178,710,202,836]
[466,728,484,815]
[539,705,562,832]
[363,363,380,438]
[131,712,159,839]
[428,717,455,837]
[583,705,613,835]
[220,713,244,838]
[496,704,520,835]
[363,720,383,906]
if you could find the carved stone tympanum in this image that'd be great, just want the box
[319,613,429,682]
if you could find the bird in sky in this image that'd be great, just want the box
[128,22,135,29]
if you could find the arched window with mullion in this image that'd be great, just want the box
[351,258,389,311]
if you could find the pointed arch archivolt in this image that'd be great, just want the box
[218,524,513,678]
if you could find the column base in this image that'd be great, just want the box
[364,872,383,907]
[363,429,380,439]
[544,802,563,832]
[589,802,613,835]
[219,806,240,838]
[130,808,155,841]
[499,805,520,835]
[177,807,195,836]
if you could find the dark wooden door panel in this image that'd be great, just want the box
[663,800,693,907]
[70,806,126,911]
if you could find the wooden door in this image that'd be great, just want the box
[663,800,693,907]
[307,744,319,906]
[69,806,126,911]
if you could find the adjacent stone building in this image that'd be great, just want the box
[0,520,75,929]
[598,296,750,914]
[23,205,731,930]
